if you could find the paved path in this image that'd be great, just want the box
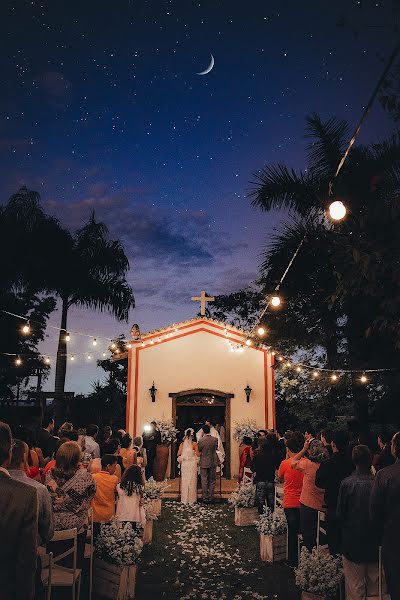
[136,501,300,600]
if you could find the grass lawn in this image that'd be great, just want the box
[135,501,300,600]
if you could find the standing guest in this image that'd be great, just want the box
[105,438,124,476]
[370,432,400,600]
[238,436,254,483]
[292,439,329,551]
[37,415,57,461]
[99,426,113,454]
[9,439,54,545]
[251,434,281,514]
[58,422,73,437]
[304,427,317,446]
[315,430,353,555]
[320,428,333,457]
[276,430,286,462]
[215,422,226,451]
[84,424,101,459]
[278,431,305,566]
[92,455,119,535]
[133,436,147,471]
[116,465,146,532]
[120,433,137,469]
[337,445,380,600]
[0,421,38,600]
[142,421,161,479]
[373,431,395,472]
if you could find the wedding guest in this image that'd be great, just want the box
[90,442,122,480]
[142,421,161,479]
[37,415,57,461]
[120,433,137,469]
[84,424,100,459]
[337,445,380,600]
[42,437,69,477]
[370,432,400,600]
[278,431,305,565]
[315,430,353,554]
[292,439,329,550]
[133,436,147,470]
[92,455,119,535]
[320,428,333,457]
[238,436,253,483]
[251,434,281,514]
[58,421,73,437]
[373,431,395,472]
[116,465,146,532]
[304,426,317,446]
[0,421,38,600]
[9,439,54,545]
[46,441,96,565]
[276,429,286,461]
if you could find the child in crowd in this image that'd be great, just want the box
[92,454,119,535]
[115,465,146,533]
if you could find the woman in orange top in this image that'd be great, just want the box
[119,434,137,470]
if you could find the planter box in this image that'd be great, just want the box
[234,506,258,526]
[147,498,161,517]
[260,533,287,563]
[143,520,153,545]
[93,557,137,600]
[301,593,326,600]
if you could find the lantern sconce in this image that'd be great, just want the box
[149,381,157,402]
[244,384,252,403]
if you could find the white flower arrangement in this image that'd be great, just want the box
[256,507,287,536]
[295,547,343,597]
[95,520,143,566]
[155,419,179,444]
[143,477,169,500]
[228,481,256,508]
[233,419,259,443]
[144,498,159,521]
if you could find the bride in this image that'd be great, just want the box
[177,428,200,504]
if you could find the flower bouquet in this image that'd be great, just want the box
[295,547,343,600]
[233,419,259,443]
[143,477,169,516]
[257,507,287,563]
[94,520,143,599]
[153,419,179,481]
[155,419,179,444]
[229,481,258,526]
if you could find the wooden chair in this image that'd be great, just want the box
[45,528,82,600]
[40,551,53,600]
[274,484,284,514]
[84,508,94,600]
[316,510,329,553]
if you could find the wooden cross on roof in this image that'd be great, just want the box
[191,290,215,316]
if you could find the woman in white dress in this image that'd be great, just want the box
[178,428,200,504]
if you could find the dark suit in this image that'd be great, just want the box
[0,470,38,599]
[36,428,57,459]
[198,434,218,501]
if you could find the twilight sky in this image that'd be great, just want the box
[0,0,398,393]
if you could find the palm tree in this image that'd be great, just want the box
[52,213,134,424]
[250,114,400,429]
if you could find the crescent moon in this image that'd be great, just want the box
[197,53,214,76]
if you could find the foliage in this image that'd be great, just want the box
[228,481,256,508]
[95,520,143,566]
[143,477,169,500]
[295,547,342,596]
[256,507,287,537]
[233,419,260,443]
[154,419,179,444]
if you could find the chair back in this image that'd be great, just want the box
[316,510,328,551]
[274,484,284,514]
[51,528,78,575]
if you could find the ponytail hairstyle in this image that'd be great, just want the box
[119,465,143,497]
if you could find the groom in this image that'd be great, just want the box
[198,424,219,503]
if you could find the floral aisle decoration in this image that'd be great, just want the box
[256,508,287,563]
[144,477,169,516]
[233,419,259,444]
[229,481,258,526]
[143,498,159,545]
[93,520,143,599]
[295,547,343,600]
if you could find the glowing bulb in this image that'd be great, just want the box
[22,322,31,334]
[278,356,284,362]
[296,366,302,373]
[126,343,132,349]
[257,327,265,336]
[285,361,291,368]
[245,339,252,346]
[45,356,50,364]
[141,342,145,347]
[115,348,120,354]
[360,374,368,383]
[92,338,97,346]
[331,373,338,381]
[102,352,107,357]
[313,371,319,378]
[328,200,347,221]
[143,424,152,433]
[87,354,92,360]
[150,340,154,345]
[65,332,71,342]
[174,328,179,332]
[15,356,22,366]
[271,351,276,356]
[111,343,116,349]
[158,338,162,343]
[271,295,281,308]
[70,355,75,361]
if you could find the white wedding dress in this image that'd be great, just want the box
[180,438,198,504]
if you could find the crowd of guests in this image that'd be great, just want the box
[0,417,161,599]
[240,427,400,600]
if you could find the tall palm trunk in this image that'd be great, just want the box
[54,297,69,425]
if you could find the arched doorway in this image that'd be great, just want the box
[169,389,233,478]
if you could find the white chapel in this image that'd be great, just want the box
[123,293,275,478]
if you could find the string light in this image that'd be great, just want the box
[141,341,145,347]
[110,343,116,349]
[360,374,368,383]
[115,348,120,354]
[102,352,107,357]
[257,327,265,336]
[92,338,97,346]
[271,351,276,356]
[271,295,281,308]
[313,371,319,378]
[245,339,252,346]
[328,200,347,221]
[126,343,132,349]
[278,356,284,362]
[296,366,302,373]
[15,356,22,366]
[87,354,92,360]
[331,374,338,381]
[45,356,50,364]
[65,332,71,342]
[22,321,31,334]
[70,355,75,361]
[285,361,291,368]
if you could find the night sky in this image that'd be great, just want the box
[1,1,398,392]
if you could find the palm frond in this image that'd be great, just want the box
[305,113,348,179]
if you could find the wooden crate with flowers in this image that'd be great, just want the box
[93,520,143,599]
[143,477,169,517]
[256,507,287,563]
[143,497,159,544]
[295,547,343,600]
[229,481,258,526]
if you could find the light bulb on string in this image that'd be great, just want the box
[296,366,302,373]
[360,374,368,383]
[270,295,281,308]
[92,338,97,347]
[65,332,71,342]
[115,348,120,354]
[278,356,284,362]
[313,371,319,378]
[15,356,22,366]
[70,355,75,362]
[87,354,92,360]
[22,321,31,335]
[102,352,107,357]
[257,327,265,336]
[110,343,116,350]
[328,200,347,221]
[331,373,338,381]
[285,361,291,368]
[45,356,50,364]
[245,339,252,347]
[126,343,132,349]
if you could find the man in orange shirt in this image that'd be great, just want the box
[92,454,119,535]
[278,431,305,565]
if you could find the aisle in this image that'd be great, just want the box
[136,501,299,600]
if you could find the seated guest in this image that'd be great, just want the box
[251,434,281,514]
[84,424,101,459]
[337,445,380,600]
[120,433,137,469]
[77,433,92,469]
[58,422,73,437]
[90,439,122,481]
[42,437,69,477]
[239,436,253,483]
[0,421,38,600]
[116,465,146,532]
[37,415,57,461]
[292,439,329,550]
[373,431,395,472]
[278,431,305,565]
[9,439,54,546]
[92,455,119,535]
[315,430,353,555]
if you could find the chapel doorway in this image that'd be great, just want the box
[169,389,233,479]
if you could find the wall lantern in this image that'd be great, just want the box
[244,384,252,403]
[149,381,157,402]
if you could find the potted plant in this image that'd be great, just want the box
[143,498,159,545]
[295,547,343,600]
[233,420,259,467]
[93,520,143,599]
[152,419,179,481]
[228,481,258,526]
[143,477,169,517]
[256,507,287,563]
